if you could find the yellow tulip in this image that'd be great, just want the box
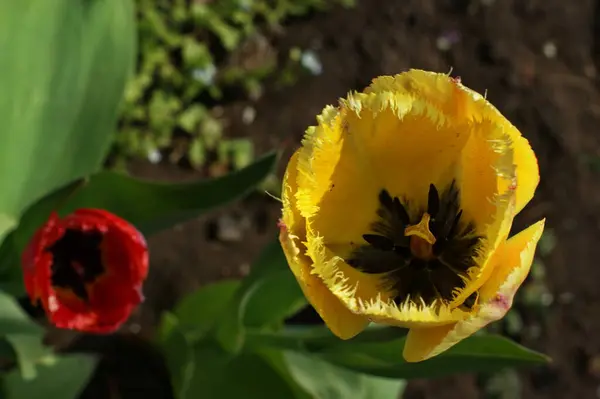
[279,69,544,362]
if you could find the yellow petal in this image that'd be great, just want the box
[468,96,538,215]
[369,69,538,215]
[402,219,545,362]
[281,150,304,241]
[279,230,369,339]
[280,149,368,339]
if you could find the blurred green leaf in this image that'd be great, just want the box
[174,280,241,339]
[0,0,135,247]
[319,334,549,379]
[0,291,53,380]
[243,270,306,328]
[188,138,207,168]
[5,334,51,380]
[12,152,278,253]
[178,104,208,133]
[159,313,306,399]
[245,324,404,353]
[245,326,547,378]
[158,313,195,398]
[215,240,294,353]
[1,354,97,399]
[184,345,304,399]
[284,351,405,399]
[0,291,42,336]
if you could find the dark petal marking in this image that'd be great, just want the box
[461,291,479,309]
[363,234,394,251]
[428,259,467,301]
[346,181,483,307]
[393,197,410,225]
[347,247,408,275]
[379,189,394,210]
[427,184,440,217]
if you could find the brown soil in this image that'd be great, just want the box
[75,1,600,398]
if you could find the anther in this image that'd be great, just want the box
[427,184,440,217]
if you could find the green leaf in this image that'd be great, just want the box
[5,334,52,381]
[284,351,405,399]
[242,242,306,328]
[319,334,549,379]
[245,325,404,353]
[0,291,55,380]
[214,240,294,353]
[159,314,305,399]
[12,152,278,253]
[1,354,97,399]
[174,280,241,339]
[0,0,136,247]
[158,313,196,398]
[0,291,42,336]
[243,270,306,328]
[184,344,303,399]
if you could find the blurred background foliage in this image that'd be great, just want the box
[112,0,354,174]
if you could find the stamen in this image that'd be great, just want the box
[427,184,440,217]
[404,213,436,245]
[362,234,394,251]
[346,182,483,308]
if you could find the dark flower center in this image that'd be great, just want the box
[46,229,105,301]
[346,181,482,309]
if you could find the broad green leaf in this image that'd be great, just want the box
[0,291,53,380]
[245,325,404,353]
[158,313,196,398]
[0,0,136,247]
[184,344,304,399]
[159,314,305,399]
[0,291,42,336]
[1,354,97,399]
[318,335,549,379]
[245,326,547,379]
[5,334,52,381]
[12,151,278,253]
[243,242,306,328]
[284,351,405,399]
[243,270,306,328]
[0,215,17,251]
[174,280,241,339]
[214,239,291,353]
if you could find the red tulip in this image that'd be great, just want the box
[21,209,149,333]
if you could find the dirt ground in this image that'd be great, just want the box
[75,1,600,398]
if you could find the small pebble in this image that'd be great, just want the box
[436,31,461,51]
[543,41,557,59]
[129,323,142,334]
[192,64,217,85]
[239,263,251,276]
[148,149,162,164]
[300,50,323,75]
[242,106,256,125]
[217,214,244,242]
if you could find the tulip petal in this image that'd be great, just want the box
[369,69,538,215]
[295,106,382,245]
[280,150,369,339]
[402,219,545,362]
[306,233,469,327]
